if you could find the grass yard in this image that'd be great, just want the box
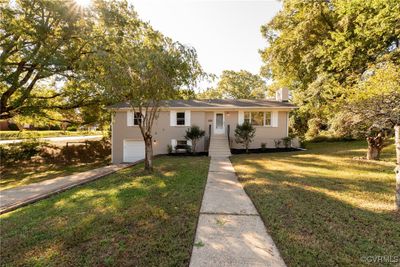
[231,141,400,267]
[0,161,110,190]
[0,156,209,267]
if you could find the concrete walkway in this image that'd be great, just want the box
[0,163,132,214]
[190,157,286,267]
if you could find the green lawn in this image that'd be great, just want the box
[231,141,399,267]
[0,156,209,266]
[0,161,110,190]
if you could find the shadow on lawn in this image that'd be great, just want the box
[0,157,208,267]
[233,146,399,266]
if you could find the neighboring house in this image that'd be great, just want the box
[109,88,297,163]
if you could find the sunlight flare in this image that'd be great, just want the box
[75,0,91,8]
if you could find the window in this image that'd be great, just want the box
[176,112,185,125]
[251,112,264,126]
[265,112,272,126]
[177,140,187,146]
[176,140,187,150]
[134,112,142,126]
[241,112,273,126]
[244,112,251,124]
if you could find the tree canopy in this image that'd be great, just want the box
[198,70,267,99]
[87,1,204,171]
[0,0,100,120]
[261,0,400,137]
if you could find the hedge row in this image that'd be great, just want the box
[0,130,103,140]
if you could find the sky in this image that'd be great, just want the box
[129,0,282,90]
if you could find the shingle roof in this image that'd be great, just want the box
[108,99,297,109]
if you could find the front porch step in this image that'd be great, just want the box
[209,135,231,157]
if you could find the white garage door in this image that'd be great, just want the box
[123,140,145,162]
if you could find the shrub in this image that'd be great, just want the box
[261,143,267,152]
[67,126,78,131]
[49,125,61,130]
[274,139,282,148]
[308,135,355,143]
[235,121,256,153]
[0,140,42,163]
[185,125,205,153]
[0,130,103,140]
[41,139,111,164]
[8,123,20,131]
[167,144,173,154]
[282,137,292,148]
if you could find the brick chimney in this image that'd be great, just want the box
[275,88,289,102]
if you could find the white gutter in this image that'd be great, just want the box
[110,106,297,111]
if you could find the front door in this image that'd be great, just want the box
[214,112,225,134]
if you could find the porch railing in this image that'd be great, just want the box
[206,124,212,151]
[227,124,231,148]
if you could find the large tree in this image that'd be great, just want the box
[198,70,267,99]
[333,63,400,159]
[260,0,400,137]
[0,0,103,120]
[332,63,400,209]
[91,2,203,172]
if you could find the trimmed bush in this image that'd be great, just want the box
[0,140,42,163]
[235,121,256,153]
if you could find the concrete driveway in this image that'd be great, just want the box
[0,163,132,214]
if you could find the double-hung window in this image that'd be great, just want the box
[127,111,144,126]
[170,110,191,126]
[133,112,142,126]
[265,112,272,126]
[176,112,185,125]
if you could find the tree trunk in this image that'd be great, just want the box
[395,125,400,210]
[366,133,384,160]
[192,140,196,154]
[396,166,400,211]
[395,125,400,165]
[367,146,380,160]
[144,136,153,172]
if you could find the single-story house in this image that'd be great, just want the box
[108,88,297,163]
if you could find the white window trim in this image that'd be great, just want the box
[239,111,277,127]
[127,111,145,127]
[171,139,177,151]
[264,112,273,127]
[170,110,191,127]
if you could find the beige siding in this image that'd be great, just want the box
[112,109,291,163]
[112,110,206,163]
[230,111,288,149]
